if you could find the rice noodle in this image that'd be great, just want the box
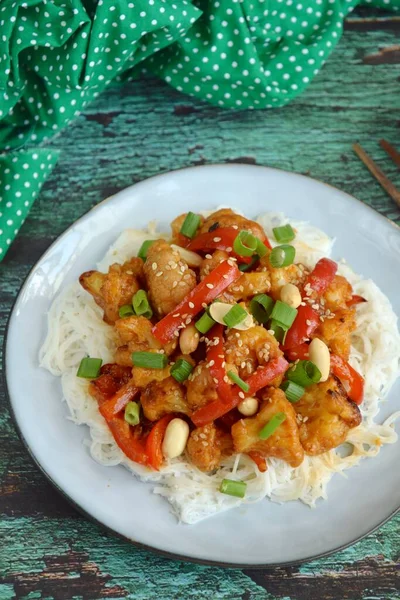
[39,213,400,524]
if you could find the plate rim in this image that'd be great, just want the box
[3,163,400,568]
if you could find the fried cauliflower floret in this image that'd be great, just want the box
[258,258,308,301]
[225,326,283,380]
[186,360,219,411]
[131,364,170,388]
[200,250,229,280]
[199,208,265,240]
[186,423,233,471]
[321,275,353,311]
[114,316,177,366]
[143,240,197,317]
[295,376,361,455]
[315,308,356,361]
[171,213,204,244]
[140,377,191,421]
[79,258,143,324]
[231,388,304,468]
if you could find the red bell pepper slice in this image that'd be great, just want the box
[145,414,174,470]
[206,324,233,404]
[330,354,364,405]
[248,451,268,473]
[191,356,289,427]
[303,257,338,297]
[94,380,148,466]
[347,294,367,307]
[152,260,241,344]
[99,380,139,422]
[107,417,149,465]
[283,305,320,350]
[284,343,310,362]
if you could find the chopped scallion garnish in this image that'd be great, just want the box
[233,230,258,257]
[180,212,201,239]
[219,478,247,498]
[269,319,287,343]
[132,351,168,370]
[119,304,135,318]
[133,289,153,319]
[250,294,274,324]
[227,370,250,393]
[76,357,103,379]
[138,240,155,260]
[280,380,305,403]
[272,224,295,243]
[269,244,295,268]
[286,360,321,387]
[124,401,140,426]
[171,359,194,383]
[238,255,259,272]
[270,300,297,329]
[255,238,268,258]
[258,412,286,440]
[195,311,216,334]
[223,304,248,328]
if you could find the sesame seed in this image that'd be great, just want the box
[156,271,163,277]
[223,274,229,279]
[238,391,245,399]
[173,313,180,317]
[206,283,214,289]
[232,225,239,230]
[306,319,312,326]
[172,281,178,288]
[188,301,195,309]
[179,281,186,287]
[213,377,219,384]
[152,262,157,271]
[202,303,208,309]
[213,237,222,242]
[209,360,215,367]
[185,318,192,325]
[174,330,180,337]
[226,246,232,252]
[205,254,212,259]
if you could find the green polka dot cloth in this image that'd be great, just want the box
[1,0,399,260]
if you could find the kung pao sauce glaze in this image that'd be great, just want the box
[77,209,365,490]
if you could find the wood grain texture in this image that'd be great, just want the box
[1,9,400,600]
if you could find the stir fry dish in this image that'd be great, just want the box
[77,209,366,500]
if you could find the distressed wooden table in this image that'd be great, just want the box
[1,7,400,600]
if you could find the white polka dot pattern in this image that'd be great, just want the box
[0,0,398,259]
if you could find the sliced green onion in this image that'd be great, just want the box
[238,255,259,272]
[133,289,153,319]
[286,360,321,387]
[269,244,296,268]
[195,311,216,334]
[280,380,305,403]
[227,370,250,393]
[270,300,297,329]
[269,320,287,343]
[171,359,194,383]
[119,304,135,318]
[233,231,258,257]
[138,240,155,260]
[259,412,287,440]
[219,478,247,498]
[255,238,268,258]
[77,357,103,379]
[223,304,248,328]
[132,351,168,369]
[273,224,295,243]
[180,212,201,239]
[124,401,140,426]
[250,294,274,324]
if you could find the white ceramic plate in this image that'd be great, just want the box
[5,165,400,567]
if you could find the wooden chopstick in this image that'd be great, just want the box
[352,142,400,209]
[379,139,400,170]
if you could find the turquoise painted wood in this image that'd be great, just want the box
[1,9,400,600]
